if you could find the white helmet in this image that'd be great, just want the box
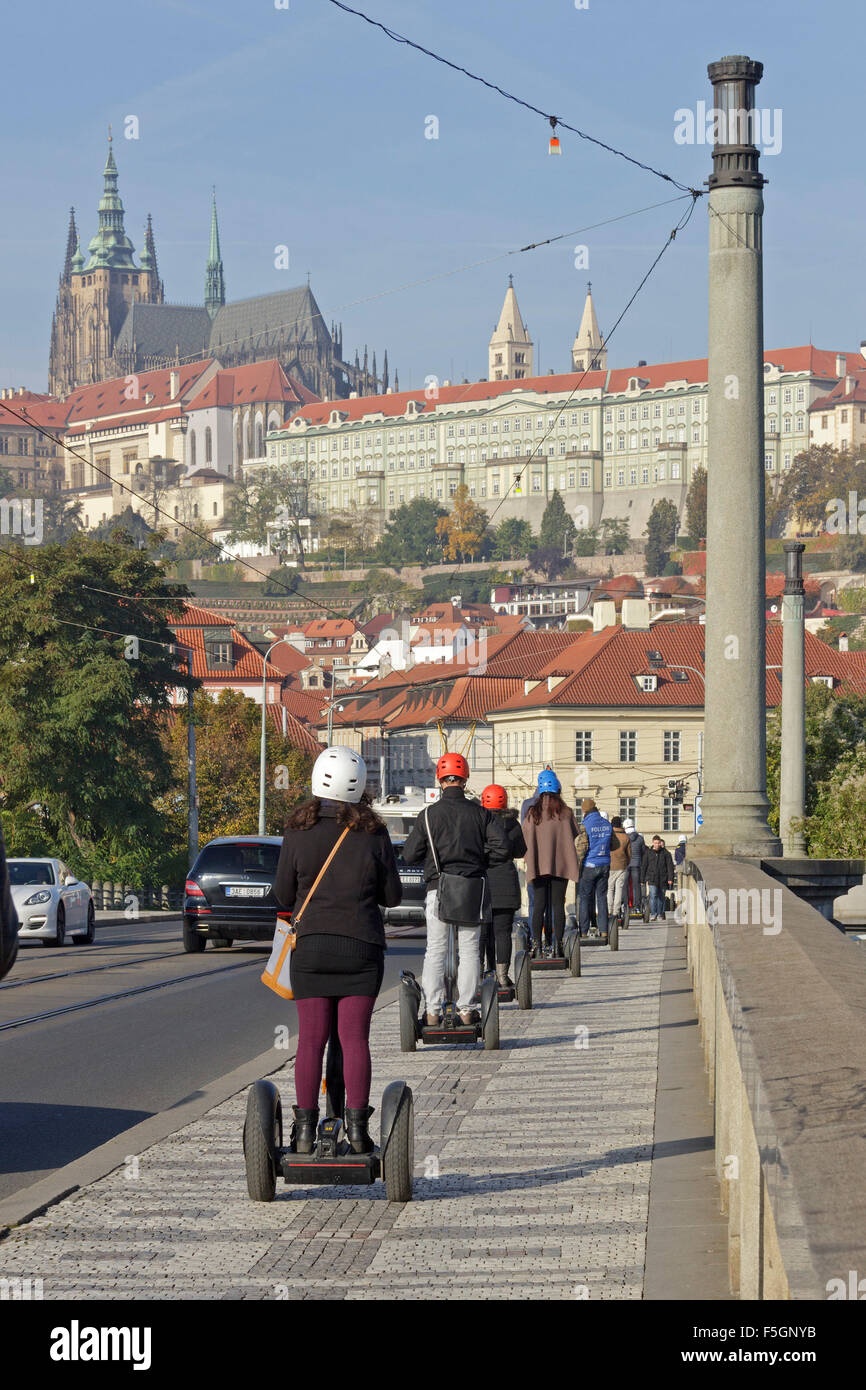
[623,818,635,832]
[678,834,687,843]
[311,746,366,803]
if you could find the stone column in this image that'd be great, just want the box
[779,542,806,854]
[699,55,782,857]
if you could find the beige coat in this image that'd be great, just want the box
[522,807,582,882]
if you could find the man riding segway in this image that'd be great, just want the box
[479,784,526,993]
[402,753,510,1027]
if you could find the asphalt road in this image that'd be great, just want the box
[0,917,425,1202]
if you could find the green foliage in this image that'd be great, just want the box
[836,533,866,572]
[684,466,707,545]
[174,523,215,562]
[778,443,866,534]
[529,546,569,580]
[814,615,866,650]
[799,758,866,856]
[490,517,535,561]
[374,497,447,566]
[839,587,866,613]
[420,568,505,605]
[264,565,299,597]
[599,517,629,555]
[663,559,683,576]
[539,490,576,554]
[645,498,679,575]
[351,568,417,619]
[573,527,599,557]
[766,684,866,838]
[0,536,192,878]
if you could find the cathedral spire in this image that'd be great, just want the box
[63,208,78,282]
[205,189,226,317]
[141,214,163,297]
[488,276,533,380]
[86,135,137,270]
[572,281,606,372]
[382,349,389,393]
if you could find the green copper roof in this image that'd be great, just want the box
[85,139,138,271]
[204,192,226,316]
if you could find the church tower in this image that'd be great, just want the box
[204,193,226,317]
[572,282,606,372]
[488,275,533,381]
[48,137,163,395]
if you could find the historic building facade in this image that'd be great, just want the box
[48,142,393,403]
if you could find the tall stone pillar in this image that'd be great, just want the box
[699,55,782,857]
[779,542,806,854]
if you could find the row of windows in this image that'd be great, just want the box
[767,388,806,405]
[605,401,701,423]
[575,730,682,762]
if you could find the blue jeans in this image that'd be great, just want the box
[647,884,665,919]
[578,865,609,937]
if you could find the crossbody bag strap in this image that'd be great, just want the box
[293,825,350,925]
[424,805,441,877]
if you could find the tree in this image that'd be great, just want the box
[490,517,534,561]
[836,533,866,572]
[0,536,192,880]
[228,463,314,568]
[93,506,156,549]
[599,517,629,555]
[375,497,446,566]
[435,485,488,563]
[529,546,569,581]
[159,689,312,843]
[351,568,416,620]
[573,526,599,557]
[766,683,866,838]
[778,444,866,534]
[174,523,215,561]
[539,489,576,555]
[685,466,707,546]
[764,475,789,540]
[645,498,679,575]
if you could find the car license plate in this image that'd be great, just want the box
[226,885,266,898]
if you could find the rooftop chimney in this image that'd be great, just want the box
[592,599,616,632]
[836,353,847,377]
[638,360,647,367]
[839,633,849,652]
[860,341,866,363]
[621,597,650,630]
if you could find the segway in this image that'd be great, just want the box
[243,1023,414,1203]
[519,915,580,976]
[496,925,532,1009]
[400,921,499,1049]
[619,876,650,932]
[575,896,619,951]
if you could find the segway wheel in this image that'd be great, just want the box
[643,901,651,923]
[399,986,417,1053]
[569,935,582,977]
[609,915,619,951]
[515,951,532,1010]
[381,1085,414,1204]
[243,1081,281,1202]
[481,979,500,1050]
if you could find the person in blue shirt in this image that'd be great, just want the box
[577,798,612,938]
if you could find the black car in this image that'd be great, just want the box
[384,838,427,932]
[183,836,282,952]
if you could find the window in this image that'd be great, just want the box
[630,468,637,485]
[575,730,593,762]
[617,409,625,422]
[617,469,625,486]
[619,730,637,762]
[783,388,791,404]
[532,474,542,492]
[605,471,612,486]
[619,797,636,824]
[604,410,612,423]
[653,403,661,418]
[796,387,804,402]
[641,467,649,484]
[662,798,681,832]
[663,730,681,762]
[765,454,774,471]
[768,391,777,405]
[579,470,588,488]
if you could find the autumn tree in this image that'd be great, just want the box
[685,466,707,545]
[435,485,488,563]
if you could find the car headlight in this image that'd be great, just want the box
[24,890,52,905]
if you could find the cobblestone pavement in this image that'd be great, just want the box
[2,925,674,1300]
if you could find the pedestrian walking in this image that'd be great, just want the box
[606,815,631,917]
[478,784,526,989]
[577,798,613,937]
[623,818,646,918]
[272,746,402,1156]
[402,752,510,1026]
[641,834,675,922]
[522,770,581,957]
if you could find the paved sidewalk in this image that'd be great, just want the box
[0,923,729,1300]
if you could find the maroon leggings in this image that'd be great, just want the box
[294,995,377,1109]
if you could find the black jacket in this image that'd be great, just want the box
[402,787,511,886]
[627,829,645,869]
[641,845,675,890]
[273,803,401,948]
[0,826,18,982]
[485,810,526,910]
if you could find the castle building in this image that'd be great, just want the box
[571,282,607,372]
[48,141,393,402]
[488,276,533,380]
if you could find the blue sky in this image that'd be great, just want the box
[2,0,863,391]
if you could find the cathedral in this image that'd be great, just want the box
[49,140,392,401]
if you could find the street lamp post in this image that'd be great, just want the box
[258,639,293,836]
[780,542,807,853]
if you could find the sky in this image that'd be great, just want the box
[1,0,864,392]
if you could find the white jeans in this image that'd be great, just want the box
[421,889,481,1013]
[607,868,627,915]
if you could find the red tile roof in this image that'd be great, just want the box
[302,618,358,638]
[170,604,283,682]
[809,365,866,411]
[63,363,214,426]
[185,360,317,411]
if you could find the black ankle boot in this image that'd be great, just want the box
[292,1106,319,1154]
[344,1106,375,1154]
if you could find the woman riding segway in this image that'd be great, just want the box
[479,784,526,990]
[521,769,581,958]
[272,746,401,1156]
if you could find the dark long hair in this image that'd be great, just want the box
[286,792,384,834]
[527,792,568,825]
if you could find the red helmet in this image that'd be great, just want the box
[481,784,507,810]
[436,752,469,782]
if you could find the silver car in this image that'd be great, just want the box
[8,859,95,947]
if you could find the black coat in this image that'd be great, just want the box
[402,787,511,886]
[641,845,675,890]
[0,826,18,982]
[273,803,401,948]
[485,810,526,910]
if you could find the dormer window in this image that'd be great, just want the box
[633,673,658,693]
[811,675,834,689]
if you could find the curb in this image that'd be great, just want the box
[0,978,403,1238]
[94,912,181,927]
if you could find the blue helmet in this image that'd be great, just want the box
[537,768,561,795]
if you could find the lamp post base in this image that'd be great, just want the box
[695,793,782,858]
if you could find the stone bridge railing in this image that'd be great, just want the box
[680,857,866,1300]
